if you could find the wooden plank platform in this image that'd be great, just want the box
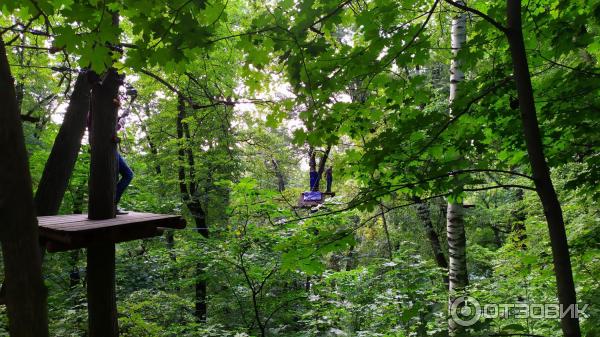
[38,212,186,252]
[296,192,336,208]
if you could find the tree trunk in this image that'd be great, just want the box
[69,182,86,289]
[69,250,81,288]
[512,189,527,249]
[506,1,581,335]
[166,231,177,260]
[72,179,87,215]
[315,146,331,192]
[35,72,90,216]
[379,204,393,260]
[87,244,118,337]
[271,159,286,192]
[141,103,162,175]
[446,203,468,291]
[176,97,209,322]
[88,69,119,220]
[414,198,448,283]
[195,259,208,322]
[86,67,120,337]
[449,1,466,107]
[189,200,208,322]
[0,37,49,337]
[15,33,25,114]
[446,202,468,334]
[446,4,468,335]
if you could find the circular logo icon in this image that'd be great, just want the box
[449,296,481,327]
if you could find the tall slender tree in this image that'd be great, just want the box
[176,97,209,321]
[446,2,468,335]
[414,198,448,282]
[437,1,584,335]
[505,1,580,335]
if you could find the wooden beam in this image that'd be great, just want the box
[87,244,118,337]
[88,69,119,220]
[35,72,90,216]
[87,66,121,337]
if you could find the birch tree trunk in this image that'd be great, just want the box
[447,2,468,335]
[446,203,468,290]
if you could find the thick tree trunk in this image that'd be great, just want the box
[86,68,120,337]
[87,244,118,336]
[506,1,581,335]
[414,198,448,283]
[35,72,90,216]
[88,70,119,220]
[0,37,49,337]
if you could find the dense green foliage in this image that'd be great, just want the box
[1,0,599,336]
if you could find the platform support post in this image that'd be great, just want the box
[87,244,118,337]
[87,65,121,337]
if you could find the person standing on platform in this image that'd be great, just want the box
[325,166,333,194]
[114,115,133,215]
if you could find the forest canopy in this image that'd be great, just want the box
[0,0,599,336]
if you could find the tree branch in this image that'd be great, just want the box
[443,0,507,33]
[414,76,513,157]
[464,184,536,192]
[310,0,353,30]
[380,0,440,70]
[450,168,533,180]
[20,114,40,123]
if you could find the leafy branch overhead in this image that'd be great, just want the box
[0,0,599,336]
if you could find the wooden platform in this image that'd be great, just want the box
[296,192,336,208]
[38,212,186,252]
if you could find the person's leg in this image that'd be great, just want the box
[310,171,319,191]
[115,152,133,204]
